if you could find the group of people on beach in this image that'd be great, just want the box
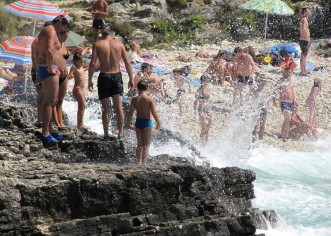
[24,2,320,164]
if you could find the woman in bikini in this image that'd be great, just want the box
[194,75,213,145]
[68,52,88,130]
[306,78,322,132]
[53,29,69,127]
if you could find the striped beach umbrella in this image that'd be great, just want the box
[0,36,34,65]
[2,0,70,35]
[240,0,294,48]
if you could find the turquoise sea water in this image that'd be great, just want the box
[64,97,331,236]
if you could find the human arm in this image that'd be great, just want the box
[127,99,136,130]
[150,99,161,130]
[68,66,75,80]
[46,30,60,75]
[122,45,134,90]
[88,44,97,92]
[92,2,109,18]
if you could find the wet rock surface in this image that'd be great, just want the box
[0,101,272,235]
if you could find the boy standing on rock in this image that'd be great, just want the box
[127,81,161,165]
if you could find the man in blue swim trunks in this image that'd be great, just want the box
[127,81,161,164]
[273,66,295,141]
[88,30,134,141]
[36,15,69,143]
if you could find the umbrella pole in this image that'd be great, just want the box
[32,19,36,36]
[264,13,268,50]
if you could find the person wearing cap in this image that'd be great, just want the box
[88,30,134,141]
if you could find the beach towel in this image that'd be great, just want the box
[270,44,300,58]
[292,58,315,73]
[132,65,171,75]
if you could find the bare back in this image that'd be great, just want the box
[132,94,153,119]
[94,37,124,73]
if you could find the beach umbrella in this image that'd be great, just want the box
[2,0,70,35]
[0,36,34,65]
[239,0,294,48]
[35,30,86,48]
[0,36,35,95]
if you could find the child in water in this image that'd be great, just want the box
[127,80,161,164]
[306,78,322,132]
[68,52,88,130]
[173,68,191,116]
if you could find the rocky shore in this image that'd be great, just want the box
[0,101,278,235]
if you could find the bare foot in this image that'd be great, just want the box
[78,125,89,130]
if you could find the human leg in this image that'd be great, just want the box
[36,85,44,124]
[141,127,153,164]
[112,94,124,138]
[55,78,68,126]
[41,75,59,136]
[281,111,292,139]
[259,115,267,140]
[135,128,143,164]
[73,87,86,129]
[100,98,110,137]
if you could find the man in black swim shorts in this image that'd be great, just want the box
[299,7,311,75]
[92,0,109,42]
[88,30,134,141]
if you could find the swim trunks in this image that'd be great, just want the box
[260,108,268,117]
[97,72,123,100]
[37,65,60,80]
[92,19,107,30]
[135,118,153,129]
[237,75,249,84]
[299,40,310,56]
[280,100,294,113]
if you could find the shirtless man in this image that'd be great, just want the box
[232,47,255,104]
[36,15,68,143]
[92,0,109,42]
[299,7,311,76]
[205,50,233,86]
[88,30,134,140]
[273,66,295,141]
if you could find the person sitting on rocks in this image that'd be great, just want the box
[130,41,155,62]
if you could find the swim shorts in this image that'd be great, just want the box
[135,118,153,129]
[299,40,310,56]
[97,72,123,100]
[280,101,294,113]
[237,75,249,84]
[37,65,60,80]
[260,108,268,117]
[92,19,107,30]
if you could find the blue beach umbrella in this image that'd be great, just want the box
[239,0,294,48]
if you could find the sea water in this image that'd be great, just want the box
[63,98,331,236]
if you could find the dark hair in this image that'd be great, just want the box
[102,29,115,38]
[73,52,83,63]
[52,15,69,27]
[137,80,148,91]
[173,68,181,74]
[234,47,242,54]
[44,21,53,27]
[301,7,309,15]
[141,62,153,72]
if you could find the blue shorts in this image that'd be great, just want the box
[135,118,153,129]
[37,65,60,80]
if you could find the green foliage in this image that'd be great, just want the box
[111,21,134,39]
[188,14,206,29]
[166,0,188,8]
[150,19,171,34]
[0,8,19,42]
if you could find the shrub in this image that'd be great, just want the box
[150,19,171,34]
[166,0,188,8]
[0,8,18,41]
[188,14,206,29]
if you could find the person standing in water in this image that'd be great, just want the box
[68,52,89,130]
[299,7,311,76]
[127,80,161,165]
[194,75,213,145]
[173,68,191,116]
